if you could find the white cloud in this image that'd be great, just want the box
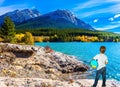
[96,20,120,31]
[72,0,120,18]
[0,4,28,15]
[108,13,120,21]
[71,0,120,31]
[95,23,120,30]
[93,19,98,23]
[108,17,114,21]
[73,0,120,12]
[76,4,120,18]
[72,0,97,12]
[114,14,120,18]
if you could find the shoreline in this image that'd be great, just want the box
[0,43,120,87]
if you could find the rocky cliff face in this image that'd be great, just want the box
[0,43,88,80]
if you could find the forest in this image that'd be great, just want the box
[16,28,120,42]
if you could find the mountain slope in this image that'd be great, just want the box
[16,15,77,29]
[16,9,94,30]
[0,9,94,30]
[0,9,41,24]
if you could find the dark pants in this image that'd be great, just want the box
[93,67,106,87]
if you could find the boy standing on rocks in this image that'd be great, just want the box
[92,46,108,87]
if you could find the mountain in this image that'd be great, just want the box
[16,10,94,30]
[0,9,94,30]
[0,9,41,25]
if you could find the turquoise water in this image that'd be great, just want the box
[35,42,120,81]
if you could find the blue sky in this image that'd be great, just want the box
[0,0,120,32]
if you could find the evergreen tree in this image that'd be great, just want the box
[1,16,16,43]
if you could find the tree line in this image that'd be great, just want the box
[16,28,120,42]
[1,16,120,44]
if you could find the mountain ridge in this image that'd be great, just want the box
[0,9,94,30]
[0,9,41,25]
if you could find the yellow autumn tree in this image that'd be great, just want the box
[75,36,81,41]
[23,32,34,45]
[0,37,4,42]
[15,33,25,43]
[34,36,43,42]
[75,35,99,42]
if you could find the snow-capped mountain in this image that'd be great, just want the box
[0,9,41,24]
[16,9,94,30]
[0,9,94,30]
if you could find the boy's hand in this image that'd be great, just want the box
[105,61,108,64]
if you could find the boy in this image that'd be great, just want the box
[92,46,108,87]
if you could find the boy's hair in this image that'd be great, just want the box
[100,46,106,53]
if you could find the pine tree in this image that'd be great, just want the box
[1,16,16,43]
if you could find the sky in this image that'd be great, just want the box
[0,0,120,32]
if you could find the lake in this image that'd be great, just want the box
[35,42,120,81]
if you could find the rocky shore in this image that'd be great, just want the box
[0,43,119,87]
[0,43,88,78]
[0,77,120,87]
